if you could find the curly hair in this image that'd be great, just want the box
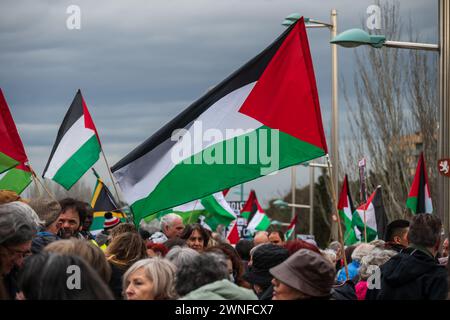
[358,248,396,280]
[180,223,210,248]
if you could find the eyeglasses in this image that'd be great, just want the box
[6,246,32,259]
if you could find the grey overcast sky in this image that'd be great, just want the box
[0,0,438,206]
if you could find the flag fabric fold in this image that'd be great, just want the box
[43,90,101,190]
[284,213,298,240]
[406,152,433,214]
[337,175,360,245]
[242,190,270,233]
[90,172,126,234]
[352,186,388,242]
[0,89,32,193]
[111,18,328,224]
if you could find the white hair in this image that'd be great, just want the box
[165,246,199,269]
[0,201,43,245]
[123,257,177,300]
[351,243,375,262]
[160,213,182,229]
[359,248,397,280]
[321,249,337,267]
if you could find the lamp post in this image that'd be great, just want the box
[283,10,340,240]
[330,12,446,232]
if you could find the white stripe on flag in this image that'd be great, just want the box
[116,82,262,204]
[44,116,94,179]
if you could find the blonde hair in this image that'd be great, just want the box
[123,257,177,300]
[44,238,111,283]
[351,243,375,262]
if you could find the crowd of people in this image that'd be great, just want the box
[0,189,449,300]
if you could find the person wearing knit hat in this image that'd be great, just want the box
[270,249,336,300]
[28,198,62,254]
[103,212,121,231]
[243,243,289,300]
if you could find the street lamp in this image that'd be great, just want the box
[331,28,438,51]
[330,16,448,233]
[282,10,339,239]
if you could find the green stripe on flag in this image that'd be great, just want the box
[0,167,32,194]
[201,195,235,230]
[131,126,325,221]
[352,210,377,242]
[52,135,100,190]
[406,197,418,214]
[339,209,359,245]
[0,152,19,174]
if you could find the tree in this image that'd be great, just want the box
[342,0,437,221]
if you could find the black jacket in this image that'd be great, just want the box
[377,247,448,300]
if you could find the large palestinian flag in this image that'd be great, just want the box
[352,186,388,242]
[144,191,236,231]
[0,89,32,193]
[241,190,271,233]
[406,152,432,214]
[43,90,101,190]
[90,171,126,234]
[112,18,328,223]
[338,175,360,245]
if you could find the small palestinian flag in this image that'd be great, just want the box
[89,171,126,233]
[0,89,32,193]
[352,186,388,242]
[338,175,360,245]
[284,213,298,240]
[242,190,270,233]
[226,220,240,245]
[43,90,101,190]
[406,152,433,214]
[144,191,236,231]
[111,18,328,224]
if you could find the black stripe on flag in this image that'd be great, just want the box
[92,179,119,212]
[42,89,84,176]
[373,186,388,241]
[417,158,426,214]
[111,23,296,172]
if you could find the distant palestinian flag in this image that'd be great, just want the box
[338,175,360,245]
[406,152,433,214]
[0,89,32,193]
[144,191,236,231]
[43,90,101,190]
[226,220,240,245]
[89,170,126,233]
[352,186,388,242]
[284,214,298,240]
[111,18,328,223]
[242,190,270,233]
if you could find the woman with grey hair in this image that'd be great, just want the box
[176,252,257,300]
[0,201,42,299]
[165,246,199,270]
[355,248,396,300]
[123,257,177,300]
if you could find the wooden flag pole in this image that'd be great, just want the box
[29,165,58,203]
[100,147,122,206]
[325,154,349,280]
[29,165,42,197]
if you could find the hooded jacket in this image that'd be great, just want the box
[180,279,257,300]
[377,247,448,300]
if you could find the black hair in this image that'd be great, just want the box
[59,198,87,226]
[384,219,410,242]
[180,223,210,247]
[175,252,228,296]
[18,251,114,299]
[235,239,254,261]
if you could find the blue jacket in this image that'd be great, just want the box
[31,231,60,254]
[337,260,360,283]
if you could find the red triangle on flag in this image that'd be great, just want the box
[227,220,240,245]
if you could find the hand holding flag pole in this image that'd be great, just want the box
[325,154,349,280]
